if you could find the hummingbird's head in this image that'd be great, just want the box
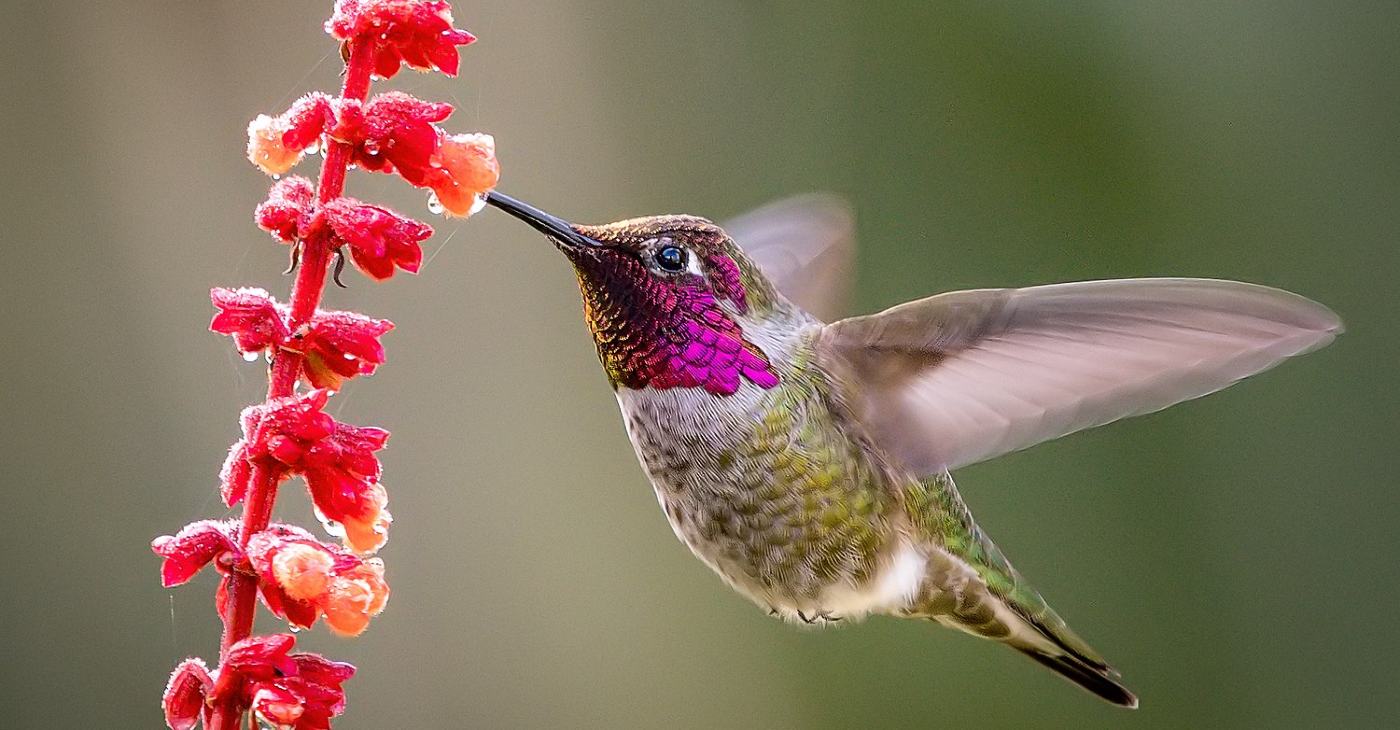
[486,192,782,396]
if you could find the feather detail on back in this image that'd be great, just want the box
[818,278,1341,474]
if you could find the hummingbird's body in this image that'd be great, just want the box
[485,191,1342,708]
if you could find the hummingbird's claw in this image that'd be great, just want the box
[795,610,841,624]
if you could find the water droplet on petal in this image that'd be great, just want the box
[272,174,281,181]
[289,625,301,633]
[426,191,445,215]
[242,350,261,363]
[469,193,488,216]
[304,139,321,157]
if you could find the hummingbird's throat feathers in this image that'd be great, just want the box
[565,233,781,397]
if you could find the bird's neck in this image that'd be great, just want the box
[579,279,809,397]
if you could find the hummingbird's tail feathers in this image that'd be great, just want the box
[906,471,1135,706]
[1017,645,1139,708]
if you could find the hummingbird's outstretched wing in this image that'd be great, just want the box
[818,279,1341,474]
[724,194,855,322]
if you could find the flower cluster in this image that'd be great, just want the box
[152,522,390,636]
[162,635,354,730]
[218,389,392,553]
[211,287,393,389]
[156,2,490,727]
[247,90,499,219]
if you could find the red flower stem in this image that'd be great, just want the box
[208,40,376,730]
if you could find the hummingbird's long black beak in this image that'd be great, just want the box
[485,191,601,249]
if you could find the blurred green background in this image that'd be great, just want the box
[2,1,1396,727]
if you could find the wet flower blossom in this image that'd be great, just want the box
[328,93,499,216]
[327,0,476,79]
[247,93,335,176]
[426,132,499,216]
[210,287,289,356]
[294,308,395,389]
[332,92,452,183]
[255,176,318,243]
[151,519,241,587]
[246,525,391,634]
[217,390,393,553]
[322,197,432,280]
[162,659,213,730]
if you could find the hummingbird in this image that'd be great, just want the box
[484,191,1341,708]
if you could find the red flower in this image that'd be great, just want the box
[331,92,453,184]
[151,519,241,587]
[224,633,299,681]
[164,636,354,730]
[220,439,255,507]
[293,309,395,389]
[210,287,290,357]
[257,653,356,730]
[322,197,432,280]
[255,176,318,243]
[425,132,498,217]
[223,390,392,552]
[247,93,335,176]
[247,526,391,635]
[163,658,213,730]
[220,636,356,729]
[304,421,392,554]
[327,93,499,217]
[327,0,476,79]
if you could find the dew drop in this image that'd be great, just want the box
[304,139,321,157]
[426,191,445,215]
[469,193,488,216]
[289,625,301,633]
[242,350,260,363]
[272,174,281,181]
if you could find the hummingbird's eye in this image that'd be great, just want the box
[653,244,688,273]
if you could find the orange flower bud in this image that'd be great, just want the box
[428,132,499,217]
[321,561,389,637]
[339,483,392,554]
[247,114,303,176]
[271,542,336,601]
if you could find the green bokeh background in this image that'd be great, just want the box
[2,2,1396,727]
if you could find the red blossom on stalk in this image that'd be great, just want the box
[331,92,451,182]
[322,197,432,279]
[151,519,241,588]
[255,177,318,243]
[162,635,354,730]
[247,93,336,176]
[329,92,500,217]
[209,288,394,387]
[163,659,214,730]
[248,525,391,635]
[159,1,490,726]
[218,390,393,554]
[327,0,476,78]
[294,308,395,388]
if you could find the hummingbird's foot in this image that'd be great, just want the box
[796,610,842,624]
